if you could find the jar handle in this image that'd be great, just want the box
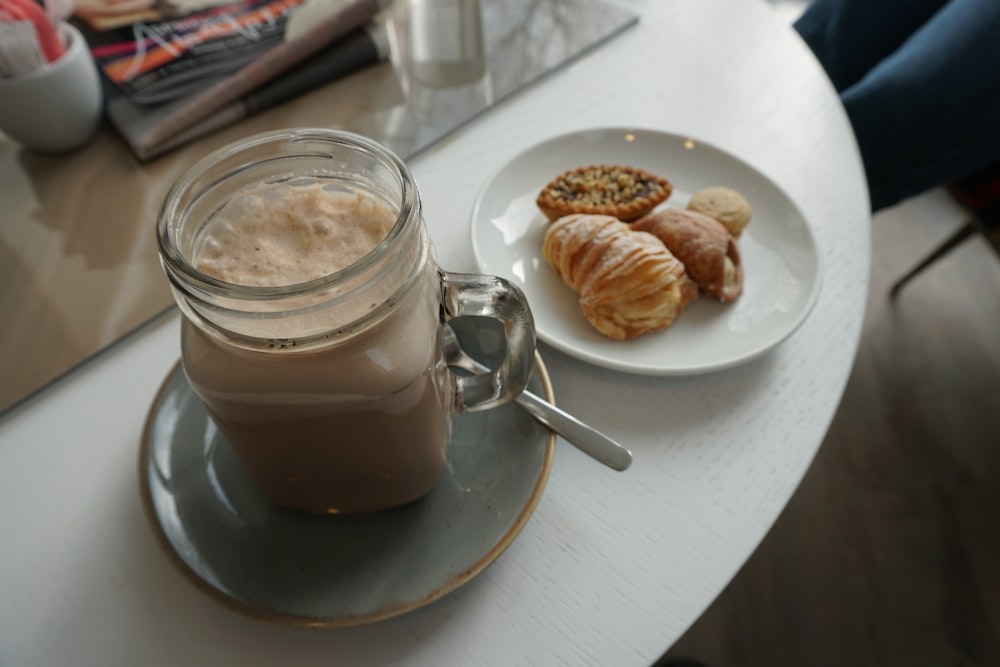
[439,270,536,413]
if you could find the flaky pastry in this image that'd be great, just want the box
[543,214,697,340]
[633,209,744,302]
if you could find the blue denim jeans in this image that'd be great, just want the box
[795,0,1000,211]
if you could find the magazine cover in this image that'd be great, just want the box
[71,0,389,160]
[74,0,306,105]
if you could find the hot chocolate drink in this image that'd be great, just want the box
[182,179,452,514]
[158,129,535,516]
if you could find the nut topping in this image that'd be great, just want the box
[536,164,672,222]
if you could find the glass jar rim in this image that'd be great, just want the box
[157,128,420,301]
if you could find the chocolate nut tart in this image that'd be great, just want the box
[536,164,673,222]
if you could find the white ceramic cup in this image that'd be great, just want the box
[0,22,103,153]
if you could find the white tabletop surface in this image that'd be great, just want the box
[0,1,871,665]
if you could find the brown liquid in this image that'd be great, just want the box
[182,278,452,514]
[182,182,452,514]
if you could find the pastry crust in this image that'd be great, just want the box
[686,186,752,238]
[536,165,672,223]
[543,214,698,340]
[633,209,744,302]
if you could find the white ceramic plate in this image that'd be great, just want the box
[139,331,555,627]
[470,127,823,375]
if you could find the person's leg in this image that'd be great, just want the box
[836,0,1000,210]
[794,0,950,92]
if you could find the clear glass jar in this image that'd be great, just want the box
[157,129,534,514]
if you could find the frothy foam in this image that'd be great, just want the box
[194,181,397,287]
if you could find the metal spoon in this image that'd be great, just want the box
[442,328,633,471]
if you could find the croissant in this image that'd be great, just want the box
[543,214,698,340]
[633,209,744,302]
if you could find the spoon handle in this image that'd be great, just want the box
[514,389,633,471]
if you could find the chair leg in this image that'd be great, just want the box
[981,219,1000,260]
[889,220,979,299]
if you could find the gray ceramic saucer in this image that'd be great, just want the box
[139,333,555,627]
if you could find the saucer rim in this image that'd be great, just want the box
[138,354,556,627]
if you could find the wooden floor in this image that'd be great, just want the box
[656,188,1000,666]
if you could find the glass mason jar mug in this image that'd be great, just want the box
[157,129,535,515]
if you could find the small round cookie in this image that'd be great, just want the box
[686,187,751,238]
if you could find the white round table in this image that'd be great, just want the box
[0,1,869,664]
